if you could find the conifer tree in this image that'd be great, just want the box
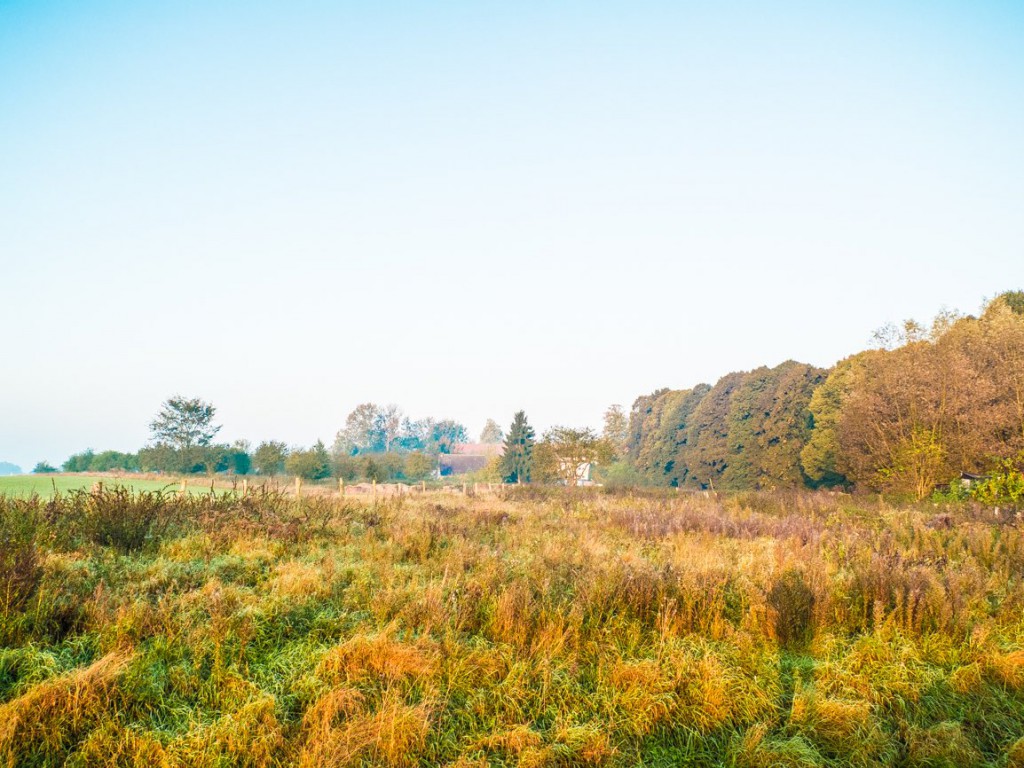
[501,411,535,483]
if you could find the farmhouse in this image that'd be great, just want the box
[437,443,503,476]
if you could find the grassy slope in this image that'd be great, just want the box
[2,487,1024,767]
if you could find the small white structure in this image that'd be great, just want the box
[559,460,595,486]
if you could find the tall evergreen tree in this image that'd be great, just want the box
[501,411,535,483]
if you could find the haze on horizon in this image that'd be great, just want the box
[2,1,1022,471]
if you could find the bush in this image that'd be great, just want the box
[768,569,816,650]
[71,486,174,553]
[285,442,332,480]
[970,460,1024,506]
[596,460,646,488]
[0,500,42,615]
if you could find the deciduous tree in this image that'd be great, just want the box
[480,419,504,444]
[602,405,629,458]
[333,403,382,456]
[285,441,332,480]
[253,441,288,475]
[538,426,612,487]
[150,396,221,450]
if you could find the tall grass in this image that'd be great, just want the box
[1,486,1023,765]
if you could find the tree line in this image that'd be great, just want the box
[39,290,1024,497]
[49,398,620,488]
[53,399,511,483]
[625,291,1024,498]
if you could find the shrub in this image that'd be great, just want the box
[72,486,175,553]
[970,460,1024,506]
[768,569,816,650]
[0,500,43,616]
[286,442,332,480]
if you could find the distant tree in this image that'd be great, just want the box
[596,460,645,488]
[426,419,468,454]
[397,417,468,454]
[1000,289,1024,316]
[253,441,288,475]
[193,442,250,475]
[225,440,252,475]
[333,454,365,481]
[394,417,427,452]
[200,445,230,474]
[377,404,404,453]
[980,295,1024,445]
[89,450,140,472]
[378,452,406,480]
[149,396,221,472]
[285,441,332,480]
[720,362,824,490]
[63,449,96,472]
[333,403,382,455]
[833,299,1024,498]
[309,440,332,479]
[403,452,435,481]
[480,419,504,444]
[631,385,711,487]
[363,458,383,483]
[538,427,613,487]
[801,356,864,487]
[32,462,57,474]
[501,411,535,483]
[602,405,630,458]
[150,396,221,449]
[138,443,193,473]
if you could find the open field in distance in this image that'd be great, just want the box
[0,474,256,498]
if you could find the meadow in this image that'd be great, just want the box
[2,486,1024,767]
[0,474,245,499]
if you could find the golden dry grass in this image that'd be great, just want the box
[2,486,1024,765]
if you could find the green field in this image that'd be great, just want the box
[0,474,240,498]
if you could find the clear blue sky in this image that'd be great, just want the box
[2,1,1022,470]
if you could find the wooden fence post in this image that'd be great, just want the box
[295,477,302,497]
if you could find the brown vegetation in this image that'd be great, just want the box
[2,485,1024,765]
